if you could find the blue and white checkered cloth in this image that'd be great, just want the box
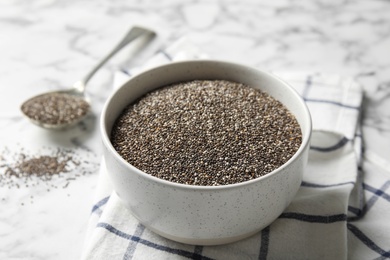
[81,39,390,260]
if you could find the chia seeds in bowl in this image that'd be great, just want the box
[101,60,311,245]
[110,79,302,186]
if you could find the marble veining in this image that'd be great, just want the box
[1,0,390,259]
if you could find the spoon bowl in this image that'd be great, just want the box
[21,86,90,130]
[21,26,156,130]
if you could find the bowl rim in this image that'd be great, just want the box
[100,59,312,191]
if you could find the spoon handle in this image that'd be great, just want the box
[75,26,156,92]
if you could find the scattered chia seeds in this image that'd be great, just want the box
[21,92,90,126]
[111,80,302,186]
[0,145,98,190]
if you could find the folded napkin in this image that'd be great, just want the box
[81,38,387,260]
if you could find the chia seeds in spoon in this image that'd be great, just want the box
[21,92,90,126]
[111,80,302,186]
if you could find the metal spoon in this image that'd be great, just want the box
[21,26,156,130]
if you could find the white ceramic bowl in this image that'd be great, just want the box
[101,60,312,245]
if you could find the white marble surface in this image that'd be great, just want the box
[1,0,390,259]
